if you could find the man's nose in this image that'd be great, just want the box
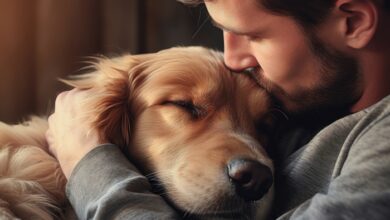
[223,31,258,72]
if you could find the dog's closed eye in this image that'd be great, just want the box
[162,100,204,119]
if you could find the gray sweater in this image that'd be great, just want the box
[67,95,390,219]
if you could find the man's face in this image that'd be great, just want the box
[205,0,361,113]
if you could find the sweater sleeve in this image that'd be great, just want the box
[65,144,180,220]
[278,113,390,220]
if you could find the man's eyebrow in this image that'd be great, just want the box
[210,17,257,36]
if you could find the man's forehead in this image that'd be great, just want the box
[205,0,270,35]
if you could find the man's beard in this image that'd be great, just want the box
[248,32,362,117]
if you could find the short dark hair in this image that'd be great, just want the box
[260,0,336,27]
[177,0,335,27]
[178,0,389,28]
[385,0,390,9]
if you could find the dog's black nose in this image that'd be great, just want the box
[227,158,273,201]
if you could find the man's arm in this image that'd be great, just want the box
[278,112,390,220]
[66,144,179,219]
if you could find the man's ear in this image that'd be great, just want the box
[336,0,378,49]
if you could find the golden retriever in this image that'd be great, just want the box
[0,46,273,219]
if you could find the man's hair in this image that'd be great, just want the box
[385,0,390,9]
[178,0,389,27]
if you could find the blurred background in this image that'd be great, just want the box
[0,0,222,123]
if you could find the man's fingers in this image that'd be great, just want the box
[55,91,69,110]
[45,129,57,157]
[56,89,91,113]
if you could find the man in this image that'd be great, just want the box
[47,0,390,219]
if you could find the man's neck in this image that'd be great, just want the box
[351,48,390,112]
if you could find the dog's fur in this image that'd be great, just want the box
[0,47,273,219]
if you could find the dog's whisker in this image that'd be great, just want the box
[191,14,210,39]
[145,170,175,182]
[156,191,170,197]
[269,107,289,120]
[182,210,192,219]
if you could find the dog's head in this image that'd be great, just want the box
[66,46,274,218]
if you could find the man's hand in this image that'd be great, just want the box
[46,89,103,179]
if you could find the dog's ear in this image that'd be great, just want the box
[62,54,152,152]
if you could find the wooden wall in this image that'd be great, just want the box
[0,0,37,123]
[0,0,221,123]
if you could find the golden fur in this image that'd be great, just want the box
[0,117,67,219]
[0,46,273,219]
